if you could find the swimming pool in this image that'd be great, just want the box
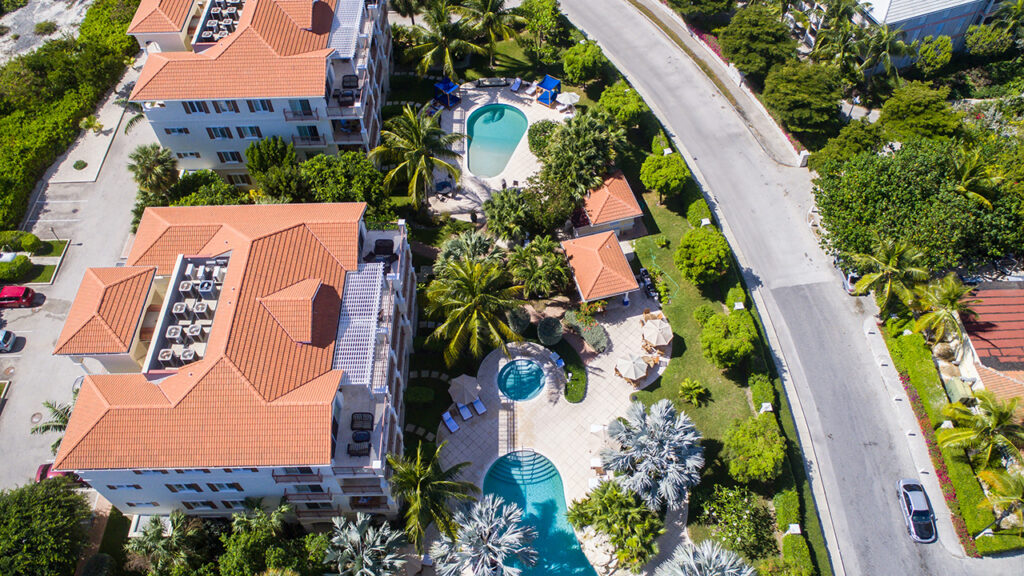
[484,451,598,576]
[498,359,545,401]
[466,104,528,178]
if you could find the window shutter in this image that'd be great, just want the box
[206,127,215,139]
[201,102,210,113]
[184,128,189,134]
[207,483,219,492]
[182,501,193,510]
[182,102,191,114]
[236,127,244,138]
[166,484,178,493]
[229,101,239,112]
[134,485,142,490]
[246,100,254,113]
[266,100,274,112]
[255,126,262,138]
[188,483,201,492]
[231,483,242,491]
[226,129,233,139]
[213,101,221,113]
[107,485,116,490]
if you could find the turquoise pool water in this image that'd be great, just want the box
[466,104,528,177]
[484,451,598,576]
[498,359,545,401]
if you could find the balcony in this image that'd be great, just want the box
[291,134,327,147]
[295,507,340,519]
[350,495,388,510]
[285,489,334,502]
[283,109,319,121]
[341,483,383,495]
[272,472,323,484]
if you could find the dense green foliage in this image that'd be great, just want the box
[762,61,840,136]
[781,534,815,575]
[0,230,41,252]
[640,153,690,204]
[773,488,801,531]
[483,188,529,243]
[517,0,567,63]
[878,82,961,142]
[540,110,624,197]
[749,372,775,408]
[692,303,716,326]
[0,479,91,576]
[699,309,757,369]
[725,285,746,309]
[598,80,650,127]
[699,484,777,560]
[916,35,953,76]
[527,119,558,156]
[685,198,712,228]
[567,481,665,571]
[508,236,569,298]
[34,21,58,36]
[507,306,531,334]
[674,226,731,287]
[806,119,882,172]
[0,254,32,281]
[718,4,795,83]
[562,40,607,85]
[669,0,734,19]
[966,24,1015,57]
[301,151,394,224]
[724,413,786,483]
[537,316,563,345]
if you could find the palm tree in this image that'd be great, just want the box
[230,498,293,535]
[426,258,523,366]
[850,236,929,312]
[116,97,146,134]
[392,0,425,26]
[30,390,77,455]
[482,189,528,244]
[655,540,754,576]
[939,390,1024,468]
[507,236,569,299]
[124,510,202,574]
[369,104,464,208]
[913,273,979,344]
[821,0,864,29]
[386,442,479,553]
[456,0,525,68]
[407,0,486,80]
[79,115,104,133]
[950,144,1003,210]
[128,143,179,202]
[601,399,705,512]
[812,23,864,85]
[977,468,1024,535]
[431,495,537,576]
[857,24,913,80]
[325,513,407,576]
[435,230,504,277]
[995,0,1024,37]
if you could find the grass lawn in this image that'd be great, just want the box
[35,239,67,256]
[24,263,56,283]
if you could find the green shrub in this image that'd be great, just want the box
[81,553,116,576]
[0,255,32,281]
[73,160,87,170]
[568,481,665,571]
[773,489,800,531]
[34,21,58,35]
[675,226,731,288]
[507,307,531,335]
[749,372,775,407]
[686,198,712,227]
[693,303,717,326]
[598,79,650,126]
[405,386,435,404]
[724,413,786,483]
[726,285,747,309]
[527,120,559,156]
[700,310,757,369]
[678,378,710,406]
[700,484,777,560]
[537,316,563,346]
[0,231,41,253]
[758,556,813,576]
[781,534,815,575]
[581,323,608,353]
[651,132,671,153]
[562,40,607,85]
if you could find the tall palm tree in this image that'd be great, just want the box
[30,390,77,455]
[128,143,179,202]
[116,97,146,134]
[392,0,425,26]
[812,24,864,85]
[482,189,528,244]
[850,236,929,312]
[456,0,525,68]
[325,513,407,576]
[601,399,705,512]
[231,498,293,535]
[977,468,1024,535]
[507,236,569,299]
[939,390,1024,468]
[435,230,504,277]
[655,540,754,576]
[406,0,486,80]
[995,0,1024,37]
[821,0,864,29]
[124,510,202,574]
[386,441,480,553]
[857,24,913,80]
[369,104,464,208]
[913,273,979,344]
[950,144,1003,210]
[426,258,523,366]
[431,495,537,576]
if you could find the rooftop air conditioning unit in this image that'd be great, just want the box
[198,280,217,299]
[158,348,180,368]
[166,325,183,343]
[193,301,210,319]
[178,280,196,297]
[180,348,197,363]
[172,302,191,321]
[186,323,204,343]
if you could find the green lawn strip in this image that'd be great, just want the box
[554,338,587,402]
[35,239,67,256]
[24,264,56,283]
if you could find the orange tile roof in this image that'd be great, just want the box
[54,267,156,356]
[561,231,638,302]
[975,363,1024,421]
[964,282,1024,371]
[55,203,367,471]
[582,171,642,226]
[130,0,338,101]
[127,0,195,34]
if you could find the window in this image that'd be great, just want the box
[296,125,320,141]
[227,174,252,186]
[207,127,233,140]
[304,502,333,510]
[294,484,325,493]
[176,152,201,159]
[217,151,243,163]
[182,101,209,114]
[182,501,217,511]
[173,469,211,474]
[165,483,202,493]
[133,470,169,475]
[164,127,189,135]
[126,502,159,507]
[213,100,239,113]
[221,500,246,509]
[288,99,312,114]
[282,467,314,475]
[207,482,243,492]
[224,467,258,473]
[106,484,142,490]
[247,99,273,112]
[236,126,262,139]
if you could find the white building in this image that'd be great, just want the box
[127,0,391,183]
[53,204,415,527]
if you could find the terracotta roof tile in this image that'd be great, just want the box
[964,281,1024,371]
[561,231,639,302]
[975,363,1024,421]
[581,171,642,226]
[127,0,195,34]
[259,278,322,344]
[54,267,156,355]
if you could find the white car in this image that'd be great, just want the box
[897,479,937,543]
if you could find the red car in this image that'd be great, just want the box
[35,463,85,486]
[0,286,35,308]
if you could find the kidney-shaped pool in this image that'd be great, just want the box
[466,104,528,178]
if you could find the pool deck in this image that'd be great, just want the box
[428,84,568,217]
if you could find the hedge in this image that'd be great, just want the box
[686,198,712,227]
[750,372,775,408]
[773,489,800,531]
[781,534,815,575]
[580,323,609,353]
[0,255,32,281]
[725,285,747,310]
[0,231,41,253]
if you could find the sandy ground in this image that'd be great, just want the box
[0,0,94,65]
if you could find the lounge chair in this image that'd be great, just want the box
[549,352,565,368]
[457,403,473,421]
[510,77,522,92]
[524,81,538,95]
[472,398,487,415]
[442,411,460,433]
[555,102,571,113]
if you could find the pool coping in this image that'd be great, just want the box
[463,103,530,180]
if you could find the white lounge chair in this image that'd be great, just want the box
[442,412,459,433]
[472,398,487,415]
[457,403,473,421]
[555,102,571,113]
[523,81,538,95]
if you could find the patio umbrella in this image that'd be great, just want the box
[556,92,580,106]
[448,375,481,404]
[642,318,673,346]
[615,353,647,380]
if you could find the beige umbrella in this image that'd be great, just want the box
[448,374,481,404]
[642,318,673,346]
[615,353,647,380]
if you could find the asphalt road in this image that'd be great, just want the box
[559,0,1023,574]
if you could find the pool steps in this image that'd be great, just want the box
[487,450,561,484]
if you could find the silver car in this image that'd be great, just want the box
[0,330,14,353]
[897,479,937,543]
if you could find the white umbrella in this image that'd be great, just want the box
[615,353,647,380]
[556,92,580,106]
[642,318,673,346]
[448,375,481,404]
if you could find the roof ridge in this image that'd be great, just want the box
[53,381,111,469]
[978,363,1024,388]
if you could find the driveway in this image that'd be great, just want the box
[0,70,156,489]
[559,0,1022,574]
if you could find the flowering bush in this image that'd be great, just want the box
[699,485,777,560]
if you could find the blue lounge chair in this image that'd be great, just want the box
[472,398,487,415]
[442,412,459,433]
[457,403,473,421]
[549,352,565,368]
[510,77,523,92]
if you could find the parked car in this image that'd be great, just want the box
[833,259,860,295]
[638,267,659,302]
[897,479,937,543]
[0,286,35,308]
[0,329,14,353]
[34,463,86,486]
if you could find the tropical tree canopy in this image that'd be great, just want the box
[370,104,464,206]
[718,4,796,82]
[977,468,1024,534]
[0,479,90,576]
[483,188,529,244]
[435,230,504,278]
[507,236,570,299]
[939,390,1024,468]
[850,236,929,312]
[325,513,406,576]
[30,390,77,455]
[431,495,538,576]
[912,273,979,343]
[456,0,524,67]
[406,0,485,79]
[125,510,203,575]
[654,540,755,576]
[601,399,705,511]
[128,144,179,201]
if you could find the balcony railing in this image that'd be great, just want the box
[295,507,340,519]
[341,484,383,495]
[283,109,319,121]
[350,496,388,510]
[327,105,362,118]
[291,134,327,147]
[285,489,334,502]
[272,472,323,484]
[332,465,379,476]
